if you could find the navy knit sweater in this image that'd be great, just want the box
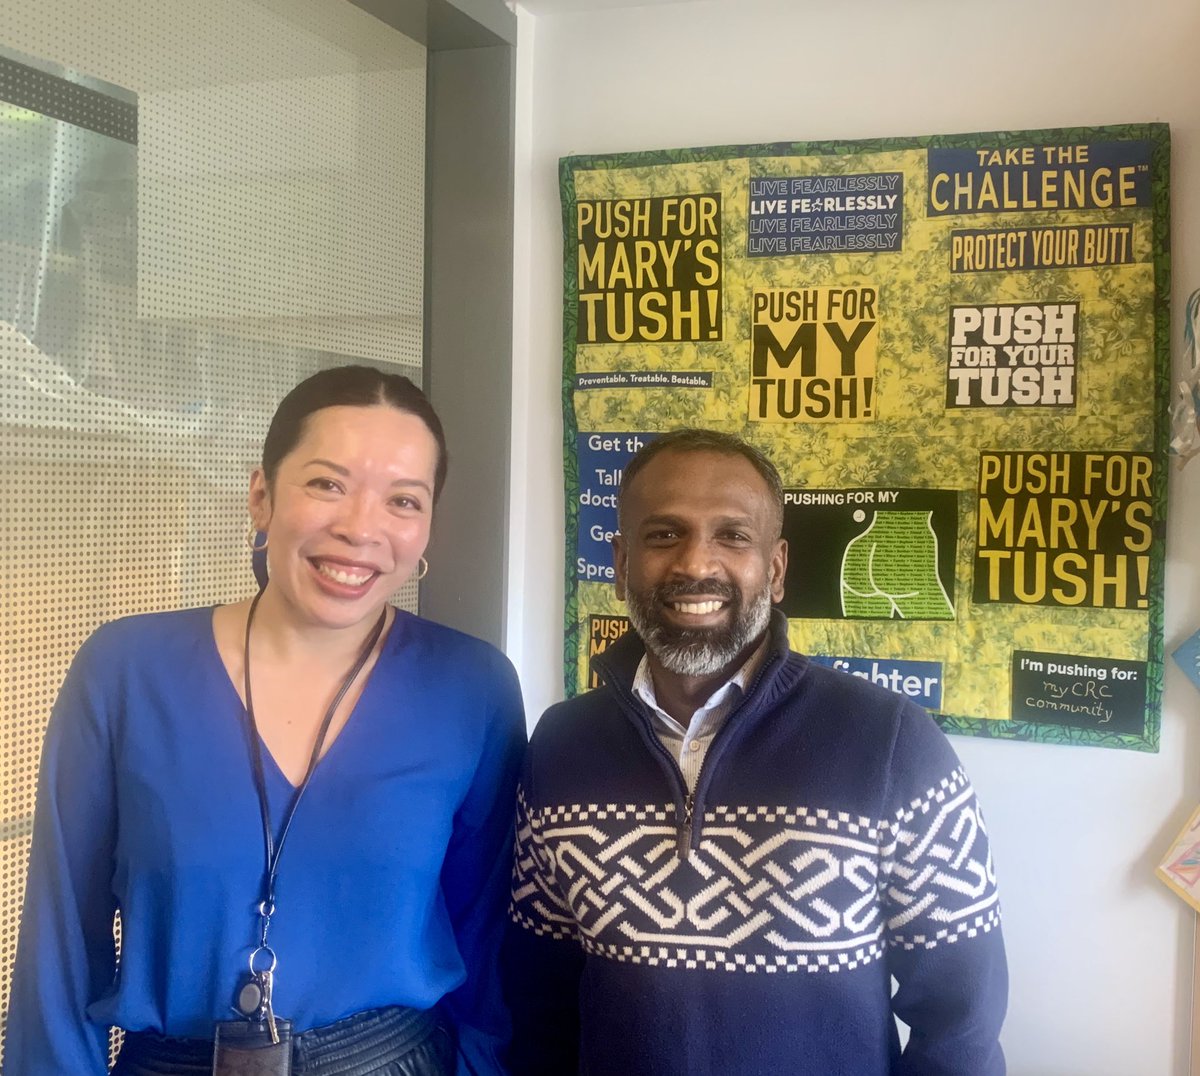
[506,611,1006,1075]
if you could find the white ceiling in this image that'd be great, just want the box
[516,0,708,14]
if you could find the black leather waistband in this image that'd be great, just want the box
[117,1006,450,1076]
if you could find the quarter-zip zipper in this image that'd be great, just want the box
[680,649,780,855]
[677,792,695,859]
[595,669,697,859]
[596,644,783,862]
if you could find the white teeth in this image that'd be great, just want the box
[316,562,373,586]
[673,600,724,614]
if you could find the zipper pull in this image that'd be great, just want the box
[677,793,695,861]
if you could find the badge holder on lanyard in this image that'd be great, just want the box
[212,589,387,1075]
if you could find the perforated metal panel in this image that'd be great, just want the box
[0,2,425,1065]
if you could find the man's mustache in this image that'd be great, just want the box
[653,579,737,603]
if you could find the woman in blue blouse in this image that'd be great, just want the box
[5,366,526,1075]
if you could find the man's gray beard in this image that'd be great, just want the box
[626,582,773,678]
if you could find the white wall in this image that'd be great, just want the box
[508,0,1200,1072]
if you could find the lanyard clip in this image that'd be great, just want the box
[256,899,275,949]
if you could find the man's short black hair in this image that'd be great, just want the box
[617,428,785,537]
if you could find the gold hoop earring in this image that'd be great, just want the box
[415,556,429,581]
[247,521,268,552]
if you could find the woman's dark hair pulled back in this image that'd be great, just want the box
[262,365,448,499]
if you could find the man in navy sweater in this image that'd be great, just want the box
[507,429,1007,1074]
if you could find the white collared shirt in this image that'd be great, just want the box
[632,637,768,794]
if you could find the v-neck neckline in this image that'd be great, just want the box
[206,605,394,793]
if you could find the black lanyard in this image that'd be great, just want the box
[240,589,388,957]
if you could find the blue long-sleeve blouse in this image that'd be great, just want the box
[4,606,526,1075]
